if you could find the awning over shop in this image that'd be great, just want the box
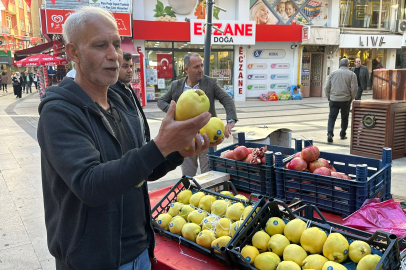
[14,39,63,61]
[121,38,138,54]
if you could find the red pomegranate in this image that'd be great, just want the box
[244,154,254,163]
[329,165,337,172]
[250,157,261,165]
[313,167,331,176]
[309,158,329,173]
[224,150,235,160]
[294,152,302,158]
[287,157,308,171]
[234,146,249,161]
[331,172,343,178]
[247,148,254,154]
[301,145,320,162]
[341,174,351,180]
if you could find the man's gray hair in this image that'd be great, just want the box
[184,53,201,67]
[63,6,117,44]
[339,58,349,67]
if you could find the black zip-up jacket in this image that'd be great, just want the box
[37,77,184,269]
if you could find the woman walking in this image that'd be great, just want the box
[11,71,16,96]
[1,72,8,93]
[12,72,22,98]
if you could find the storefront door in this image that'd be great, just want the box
[310,54,323,97]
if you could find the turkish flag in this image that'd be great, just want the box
[3,45,7,53]
[157,54,173,79]
[2,34,8,41]
[9,35,14,42]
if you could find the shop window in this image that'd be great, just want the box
[20,20,25,31]
[18,0,23,9]
[6,17,12,29]
[340,0,392,29]
[28,23,31,33]
[145,41,234,101]
[145,41,173,49]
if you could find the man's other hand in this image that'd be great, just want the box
[224,122,235,138]
[178,133,223,157]
[154,101,212,157]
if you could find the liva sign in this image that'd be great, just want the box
[190,20,256,45]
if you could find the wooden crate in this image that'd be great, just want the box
[351,99,406,159]
[373,69,406,100]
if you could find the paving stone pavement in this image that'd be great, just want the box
[0,89,405,269]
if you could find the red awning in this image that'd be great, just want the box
[14,39,62,61]
[121,38,138,54]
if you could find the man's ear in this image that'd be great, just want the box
[65,43,80,63]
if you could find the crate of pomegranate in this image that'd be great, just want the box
[227,199,400,270]
[208,132,297,197]
[274,139,392,217]
[151,176,266,268]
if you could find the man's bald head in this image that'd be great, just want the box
[62,6,117,45]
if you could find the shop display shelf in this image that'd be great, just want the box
[150,176,265,268]
[275,139,392,217]
[208,133,296,197]
[228,199,400,270]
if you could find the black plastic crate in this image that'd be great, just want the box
[202,180,239,195]
[228,199,400,270]
[275,139,392,217]
[208,132,296,197]
[150,176,265,268]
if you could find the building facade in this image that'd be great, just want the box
[0,0,43,80]
[40,0,405,101]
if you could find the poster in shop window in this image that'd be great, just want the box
[249,0,330,26]
[246,43,294,98]
[140,0,236,22]
[90,0,132,13]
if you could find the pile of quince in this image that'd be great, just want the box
[156,189,259,254]
[239,217,382,270]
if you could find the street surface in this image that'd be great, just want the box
[0,90,405,269]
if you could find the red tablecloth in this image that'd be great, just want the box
[149,186,344,270]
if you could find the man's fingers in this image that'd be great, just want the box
[166,100,176,119]
[181,112,211,130]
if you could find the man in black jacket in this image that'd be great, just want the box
[352,58,370,100]
[37,7,221,270]
[110,52,138,108]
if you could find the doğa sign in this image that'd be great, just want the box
[190,20,256,45]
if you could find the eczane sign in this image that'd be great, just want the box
[190,20,256,45]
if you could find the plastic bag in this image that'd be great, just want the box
[343,199,406,239]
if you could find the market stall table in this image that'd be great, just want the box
[148,185,345,269]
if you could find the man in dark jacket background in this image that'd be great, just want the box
[352,58,370,100]
[157,53,238,177]
[37,7,221,270]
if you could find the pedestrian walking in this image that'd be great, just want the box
[37,6,221,270]
[33,73,38,90]
[325,58,358,143]
[1,72,8,92]
[12,72,22,98]
[352,58,370,100]
[11,71,16,96]
[24,71,33,93]
[21,73,26,93]
[157,52,238,177]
